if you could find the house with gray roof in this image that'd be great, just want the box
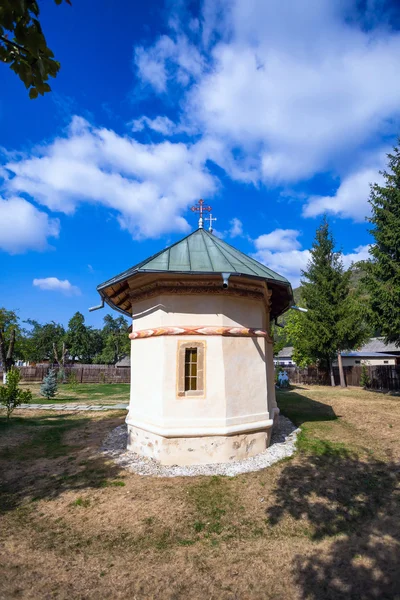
[359,338,400,355]
[274,346,295,366]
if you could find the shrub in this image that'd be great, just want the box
[40,368,58,399]
[275,367,283,385]
[57,367,66,384]
[0,368,32,419]
[360,364,371,389]
[67,371,78,387]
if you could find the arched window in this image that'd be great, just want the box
[177,340,205,397]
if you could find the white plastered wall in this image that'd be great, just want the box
[128,293,275,435]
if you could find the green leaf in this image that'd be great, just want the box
[29,86,38,99]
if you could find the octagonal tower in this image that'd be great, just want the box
[96,228,293,465]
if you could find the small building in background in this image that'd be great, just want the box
[359,338,400,356]
[274,346,295,367]
[335,352,398,367]
[115,355,130,368]
[273,343,399,369]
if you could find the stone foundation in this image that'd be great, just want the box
[127,423,273,466]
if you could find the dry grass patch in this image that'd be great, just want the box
[0,387,399,599]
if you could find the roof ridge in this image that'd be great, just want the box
[206,231,260,276]
[202,229,237,271]
[186,237,192,271]
[199,229,215,270]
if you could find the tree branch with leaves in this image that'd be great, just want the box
[0,0,70,98]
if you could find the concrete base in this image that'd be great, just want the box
[127,423,273,466]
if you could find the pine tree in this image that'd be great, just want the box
[365,143,400,347]
[300,218,369,386]
[40,369,58,399]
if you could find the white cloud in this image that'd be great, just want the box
[254,229,301,252]
[33,277,81,296]
[131,115,176,136]
[342,244,371,269]
[228,217,243,238]
[2,0,399,252]
[303,165,385,221]
[134,37,173,93]
[3,116,217,240]
[134,34,204,92]
[252,228,370,287]
[0,196,59,254]
[253,247,311,288]
[134,0,400,218]
[193,1,400,182]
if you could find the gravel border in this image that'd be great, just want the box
[101,415,300,477]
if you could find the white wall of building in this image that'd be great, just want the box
[127,292,276,464]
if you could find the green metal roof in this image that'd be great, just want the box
[97,228,290,290]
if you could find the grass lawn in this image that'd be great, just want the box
[0,386,399,599]
[17,382,130,405]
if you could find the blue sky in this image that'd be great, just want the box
[1,0,400,328]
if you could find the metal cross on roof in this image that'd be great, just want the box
[205,213,217,233]
[191,199,212,229]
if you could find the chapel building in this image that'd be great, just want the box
[95,215,293,465]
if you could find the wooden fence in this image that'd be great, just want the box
[2,363,400,390]
[3,365,131,384]
[283,365,400,391]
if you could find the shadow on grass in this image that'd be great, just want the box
[267,445,400,599]
[277,389,337,426]
[0,413,125,514]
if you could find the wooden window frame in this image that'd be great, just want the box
[177,340,205,397]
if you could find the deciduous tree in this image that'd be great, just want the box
[0,0,70,98]
[94,314,130,364]
[65,312,92,363]
[284,309,313,368]
[24,319,65,363]
[0,308,24,383]
[0,368,32,419]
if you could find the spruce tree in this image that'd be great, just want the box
[40,369,58,399]
[300,218,369,386]
[365,143,400,346]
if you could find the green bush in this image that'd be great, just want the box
[360,364,371,389]
[275,366,283,385]
[67,371,78,387]
[0,368,32,419]
[57,367,66,384]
